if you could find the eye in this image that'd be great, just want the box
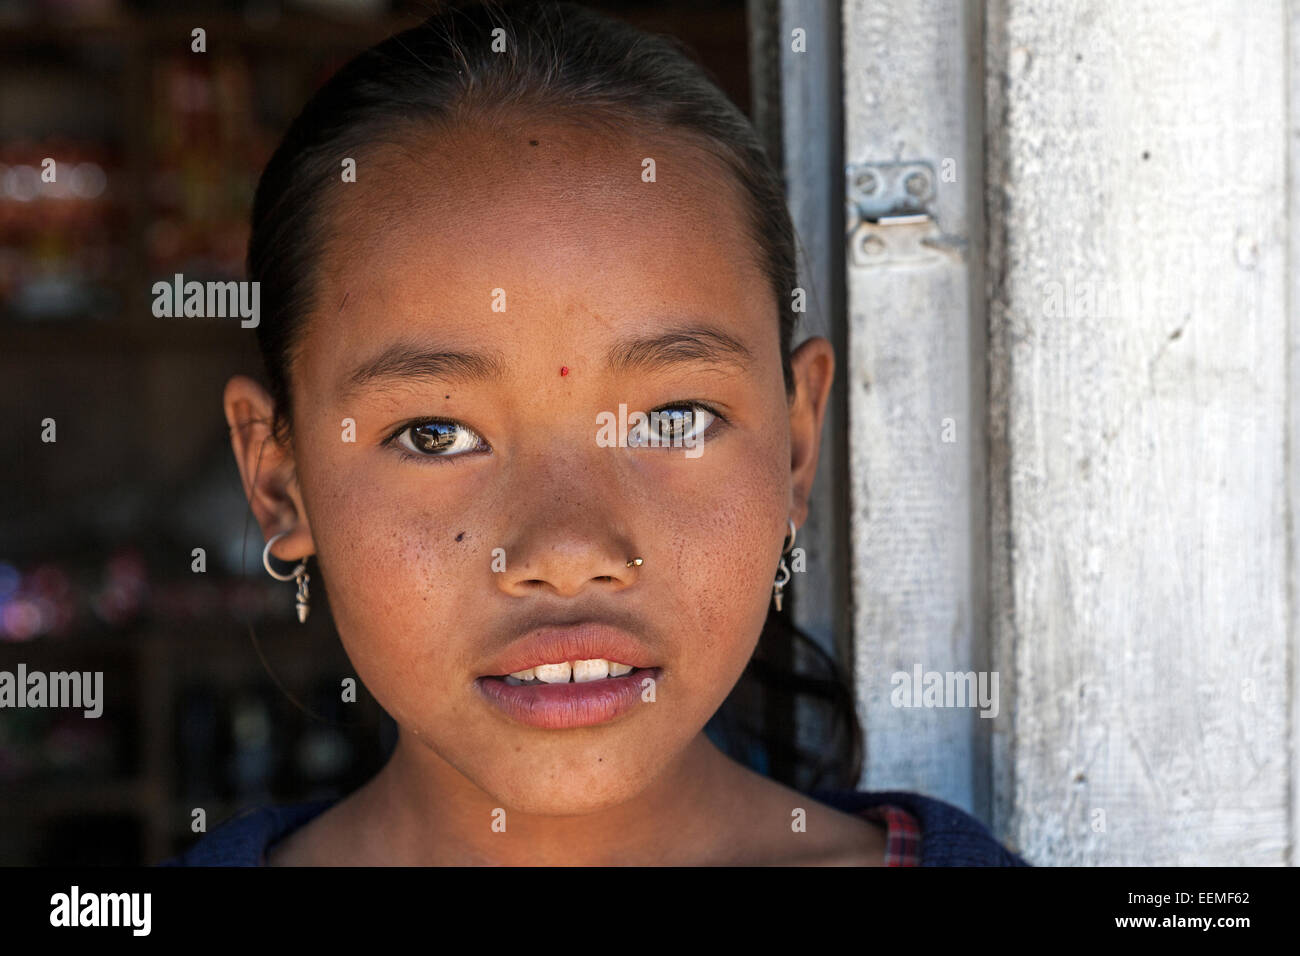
[627,403,720,447]
[388,419,488,460]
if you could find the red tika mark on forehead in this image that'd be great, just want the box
[560,366,569,376]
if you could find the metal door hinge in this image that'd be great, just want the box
[846,161,966,267]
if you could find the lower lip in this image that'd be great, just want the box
[475,668,660,730]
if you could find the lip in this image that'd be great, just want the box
[478,621,659,678]
[476,666,661,730]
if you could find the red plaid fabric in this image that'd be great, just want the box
[859,803,921,866]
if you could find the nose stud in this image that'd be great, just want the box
[626,557,643,567]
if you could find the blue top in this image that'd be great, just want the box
[158,788,1030,866]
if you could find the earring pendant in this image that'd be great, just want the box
[295,572,311,623]
[263,530,311,624]
[772,517,796,612]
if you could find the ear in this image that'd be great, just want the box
[223,374,316,562]
[787,336,835,529]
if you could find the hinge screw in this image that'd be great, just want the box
[862,235,886,256]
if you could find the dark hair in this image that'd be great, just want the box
[247,0,862,791]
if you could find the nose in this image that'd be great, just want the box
[494,452,641,599]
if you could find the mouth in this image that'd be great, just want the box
[479,621,657,679]
[490,658,643,685]
[476,662,662,730]
[475,621,661,729]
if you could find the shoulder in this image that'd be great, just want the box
[806,787,1032,867]
[156,798,338,867]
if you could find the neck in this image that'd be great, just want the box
[352,730,761,865]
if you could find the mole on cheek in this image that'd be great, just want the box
[455,531,465,542]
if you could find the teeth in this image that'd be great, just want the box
[499,659,638,684]
[573,658,610,682]
[534,662,572,684]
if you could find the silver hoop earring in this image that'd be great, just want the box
[263,530,311,623]
[772,517,796,612]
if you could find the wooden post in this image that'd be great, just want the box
[986,0,1289,862]
[842,0,991,816]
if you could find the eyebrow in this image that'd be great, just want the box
[341,343,507,397]
[338,323,753,398]
[606,325,753,377]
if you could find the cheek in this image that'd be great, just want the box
[296,448,480,722]
[656,426,790,701]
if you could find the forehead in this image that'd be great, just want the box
[302,119,773,372]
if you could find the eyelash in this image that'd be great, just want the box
[383,401,729,464]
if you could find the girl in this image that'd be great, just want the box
[164,0,1027,866]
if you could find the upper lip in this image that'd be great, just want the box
[480,618,659,677]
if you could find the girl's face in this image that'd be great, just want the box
[230,120,833,815]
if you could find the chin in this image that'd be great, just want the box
[471,750,662,817]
